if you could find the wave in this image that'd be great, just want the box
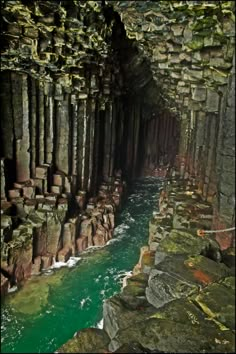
[79,296,91,309]
[8,285,18,294]
[113,270,133,286]
[95,318,104,329]
[114,223,130,235]
[50,256,81,270]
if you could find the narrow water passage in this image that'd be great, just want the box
[1,177,162,354]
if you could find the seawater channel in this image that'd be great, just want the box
[1,177,163,353]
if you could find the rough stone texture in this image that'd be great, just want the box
[57,328,110,354]
[109,316,235,353]
[146,254,231,310]
[67,177,235,353]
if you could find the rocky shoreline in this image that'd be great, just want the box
[1,172,126,298]
[57,173,235,353]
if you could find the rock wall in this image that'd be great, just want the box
[110,0,235,247]
[0,1,132,293]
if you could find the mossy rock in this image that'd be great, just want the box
[222,247,235,271]
[109,316,235,353]
[57,328,110,353]
[186,37,204,50]
[220,276,235,291]
[126,272,149,286]
[156,228,220,260]
[114,342,148,353]
[149,298,207,324]
[141,251,155,272]
[122,283,146,298]
[146,254,231,309]
[7,268,67,315]
[103,294,156,341]
[193,278,235,330]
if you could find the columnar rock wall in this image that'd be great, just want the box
[0,0,129,293]
[110,0,235,247]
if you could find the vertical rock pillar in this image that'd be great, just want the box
[16,74,30,182]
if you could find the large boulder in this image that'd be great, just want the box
[103,293,156,341]
[193,276,235,331]
[146,254,231,309]
[57,328,110,353]
[109,316,235,353]
[155,228,222,264]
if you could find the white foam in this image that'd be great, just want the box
[51,261,67,269]
[106,238,119,245]
[8,285,18,293]
[122,271,133,288]
[50,256,81,270]
[79,296,91,309]
[114,223,130,235]
[96,318,104,329]
[67,257,81,268]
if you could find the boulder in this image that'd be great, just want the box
[103,293,156,341]
[57,328,110,353]
[146,254,231,309]
[109,308,235,353]
[155,228,221,264]
[193,276,235,330]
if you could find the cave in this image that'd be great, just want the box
[0,1,235,353]
[0,6,179,193]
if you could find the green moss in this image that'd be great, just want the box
[190,17,217,31]
[186,37,204,50]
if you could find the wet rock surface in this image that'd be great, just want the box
[61,176,235,353]
[57,328,110,354]
[1,176,126,297]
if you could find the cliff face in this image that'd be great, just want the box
[0,1,235,292]
[110,0,235,247]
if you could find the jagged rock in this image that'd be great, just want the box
[44,211,63,255]
[62,221,77,254]
[221,247,235,272]
[146,254,231,310]
[109,316,235,353]
[76,235,88,252]
[57,328,110,353]
[93,233,106,247]
[9,237,33,284]
[31,256,42,275]
[193,276,235,330]
[41,255,53,269]
[155,228,221,263]
[103,292,155,341]
[57,247,72,263]
[1,274,9,297]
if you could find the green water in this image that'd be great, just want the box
[1,177,162,353]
